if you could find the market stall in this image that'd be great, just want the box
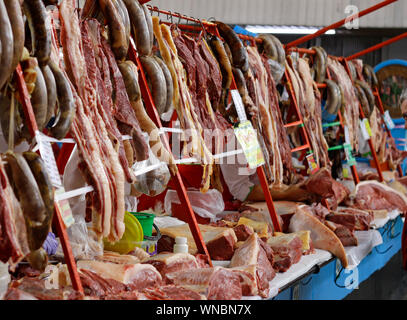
[0,0,407,301]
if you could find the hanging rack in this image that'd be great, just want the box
[346,32,407,178]
[146,7,282,232]
[286,47,362,185]
[234,32,333,209]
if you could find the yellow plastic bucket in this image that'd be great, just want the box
[103,211,144,254]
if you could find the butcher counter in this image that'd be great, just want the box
[271,214,404,300]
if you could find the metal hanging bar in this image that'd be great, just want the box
[285,0,399,49]
[346,32,407,61]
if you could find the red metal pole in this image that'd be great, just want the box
[15,65,84,295]
[345,33,407,177]
[214,28,282,233]
[324,66,360,185]
[285,0,398,49]
[52,205,84,293]
[15,65,38,135]
[284,67,312,152]
[346,32,407,61]
[342,58,384,182]
[372,87,404,176]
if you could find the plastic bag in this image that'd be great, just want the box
[55,213,103,260]
[132,134,171,197]
[164,188,225,222]
[266,58,285,84]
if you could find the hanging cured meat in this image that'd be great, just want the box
[152,17,215,193]
[327,57,360,152]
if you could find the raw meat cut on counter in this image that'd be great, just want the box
[267,233,303,272]
[95,251,142,264]
[141,285,206,300]
[324,221,358,247]
[7,277,82,300]
[166,266,242,300]
[273,230,314,254]
[353,180,407,214]
[233,224,255,241]
[304,168,350,209]
[142,252,199,282]
[327,207,373,231]
[230,233,276,297]
[76,260,162,289]
[289,206,348,268]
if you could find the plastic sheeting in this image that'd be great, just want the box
[164,189,225,222]
[243,249,333,300]
[371,209,401,229]
[345,229,383,269]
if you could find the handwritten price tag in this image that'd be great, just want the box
[342,167,349,179]
[344,144,356,166]
[359,118,372,141]
[306,153,319,174]
[383,110,395,130]
[36,132,62,188]
[344,125,351,145]
[231,89,247,122]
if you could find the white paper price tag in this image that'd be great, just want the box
[344,125,351,145]
[359,118,372,141]
[36,132,62,188]
[383,110,395,130]
[231,89,247,122]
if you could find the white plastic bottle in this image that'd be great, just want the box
[173,236,188,254]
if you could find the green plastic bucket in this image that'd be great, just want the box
[130,212,155,237]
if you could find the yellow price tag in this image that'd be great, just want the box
[364,119,372,137]
[234,121,265,169]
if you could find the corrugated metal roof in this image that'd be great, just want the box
[147,0,407,28]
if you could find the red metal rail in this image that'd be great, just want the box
[285,47,361,185]
[346,32,407,61]
[325,67,360,185]
[14,65,84,294]
[285,0,398,49]
[214,29,282,233]
[341,58,384,182]
[235,33,313,165]
[147,5,216,28]
[345,32,407,177]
